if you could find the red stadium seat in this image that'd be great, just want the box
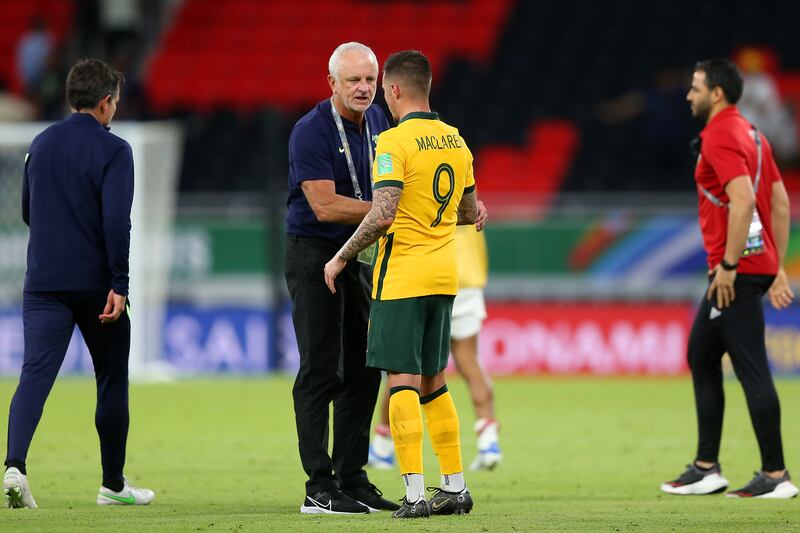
[144,0,513,112]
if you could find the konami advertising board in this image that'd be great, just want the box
[476,303,693,375]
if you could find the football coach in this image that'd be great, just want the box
[4,58,154,509]
[285,42,397,514]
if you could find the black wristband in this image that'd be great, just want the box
[720,259,738,271]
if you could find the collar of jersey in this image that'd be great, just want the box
[704,105,740,130]
[398,111,439,124]
[69,112,105,129]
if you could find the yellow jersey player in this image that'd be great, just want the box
[324,50,487,519]
[451,225,502,471]
[368,226,502,472]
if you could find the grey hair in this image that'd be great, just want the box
[328,42,378,78]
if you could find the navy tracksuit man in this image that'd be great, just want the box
[4,108,134,493]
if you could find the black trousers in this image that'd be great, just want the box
[688,273,785,471]
[5,291,130,488]
[285,234,381,495]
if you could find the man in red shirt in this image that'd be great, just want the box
[660,58,798,499]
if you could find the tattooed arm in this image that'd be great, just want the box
[339,186,402,261]
[323,186,402,293]
[456,191,479,226]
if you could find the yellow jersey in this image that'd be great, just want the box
[371,111,476,300]
[455,225,488,289]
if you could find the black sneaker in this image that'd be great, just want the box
[343,483,401,512]
[300,488,369,514]
[727,471,800,499]
[391,497,430,519]
[660,463,729,495]
[427,487,473,515]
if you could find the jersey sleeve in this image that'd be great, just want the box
[373,132,406,190]
[702,132,750,187]
[102,143,135,296]
[288,123,334,185]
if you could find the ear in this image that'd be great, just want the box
[711,86,725,104]
[327,74,337,94]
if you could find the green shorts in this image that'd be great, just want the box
[366,295,455,376]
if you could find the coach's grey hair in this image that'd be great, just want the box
[328,42,378,78]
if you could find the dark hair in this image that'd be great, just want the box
[694,58,743,104]
[66,58,125,111]
[383,50,432,97]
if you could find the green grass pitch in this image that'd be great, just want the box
[1,376,799,531]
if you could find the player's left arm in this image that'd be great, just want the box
[768,177,793,309]
[102,143,135,298]
[459,146,487,230]
[323,185,402,293]
[457,190,478,226]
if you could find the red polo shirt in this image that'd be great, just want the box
[695,106,780,275]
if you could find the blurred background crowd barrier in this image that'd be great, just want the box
[1,0,800,377]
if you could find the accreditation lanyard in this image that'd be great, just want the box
[331,99,374,201]
[697,126,765,257]
[698,126,762,208]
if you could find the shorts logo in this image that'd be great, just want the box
[377,153,393,176]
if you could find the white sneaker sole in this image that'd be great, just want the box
[96,490,155,505]
[726,481,800,499]
[96,497,153,505]
[300,504,368,515]
[660,473,729,495]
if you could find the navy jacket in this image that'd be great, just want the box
[22,112,134,296]
[286,100,390,245]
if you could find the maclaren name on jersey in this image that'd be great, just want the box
[415,134,464,151]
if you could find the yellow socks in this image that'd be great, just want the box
[421,386,463,477]
[389,387,424,475]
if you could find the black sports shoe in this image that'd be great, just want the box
[343,483,401,512]
[427,487,473,515]
[727,471,799,499]
[300,488,369,514]
[391,497,430,518]
[660,463,729,495]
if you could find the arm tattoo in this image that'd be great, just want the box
[457,191,478,225]
[338,186,402,261]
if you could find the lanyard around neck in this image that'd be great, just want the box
[331,99,373,201]
[698,126,762,208]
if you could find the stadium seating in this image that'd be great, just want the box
[143,0,800,196]
[146,0,513,113]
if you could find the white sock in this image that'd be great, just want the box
[441,472,465,493]
[402,473,425,503]
[475,418,499,452]
[372,427,395,458]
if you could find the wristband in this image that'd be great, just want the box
[720,259,738,271]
